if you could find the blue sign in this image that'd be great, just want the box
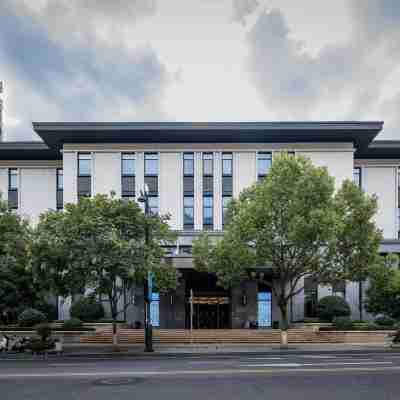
[147,271,154,301]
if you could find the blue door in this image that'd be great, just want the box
[257,292,272,328]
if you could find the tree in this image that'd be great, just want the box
[326,180,382,320]
[194,154,338,346]
[32,194,179,346]
[0,195,43,319]
[365,253,400,319]
[193,154,381,347]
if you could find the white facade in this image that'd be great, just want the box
[0,121,396,324]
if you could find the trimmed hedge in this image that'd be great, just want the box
[62,318,83,330]
[18,308,47,327]
[70,297,105,322]
[317,296,351,322]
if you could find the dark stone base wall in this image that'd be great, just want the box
[230,280,258,329]
[160,279,186,329]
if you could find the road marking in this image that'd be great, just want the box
[241,361,393,367]
[246,357,283,360]
[1,366,400,379]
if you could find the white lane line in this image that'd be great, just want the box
[241,361,393,367]
[2,366,400,379]
[246,357,283,360]
[301,355,337,359]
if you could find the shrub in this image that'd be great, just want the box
[374,316,396,327]
[36,323,52,341]
[18,308,47,327]
[70,296,104,322]
[317,296,351,322]
[333,317,354,330]
[36,302,58,321]
[62,318,83,330]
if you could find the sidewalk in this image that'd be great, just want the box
[55,342,396,357]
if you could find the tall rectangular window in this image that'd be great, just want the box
[257,152,272,179]
[78,153,91,199]
[183,153,194,230]
[56,168,63,210]
[203,153,213,229]
[8,168,18,209]
[203,195,213,229]
[222,153,233,227]
[121,153,135,201]
[304,276,318,319]
[332,280,346,298]
[353,167,361,188]
[184,196,194,229]
[145,153,158,214]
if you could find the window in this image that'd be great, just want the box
[257,152,272,178]
[183,153,194,176]
[222,153,232,176]
[184,196,194,229]
[222,195,232,226]
[203,195,213,229]
[56,168,63,209]
[145,153,158,176]
[148,196,158,215]
[78,153,91,198]
[353,167,361,188]
[122,153,135,200]
[257,291,272,328]
[203,153,213,176]
[332,280,346,298]
[150,292,160,327]
[304,276,318,318]
[8,168,18,209]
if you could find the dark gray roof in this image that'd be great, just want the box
[0,141,60,160]
[355,140,400,159]
[33,121,384,151]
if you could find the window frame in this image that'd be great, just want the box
[78,153,91,177]
[183,152,194,177]
[257,152,272,178]
[144,152,159,176]
[203,152,214,177]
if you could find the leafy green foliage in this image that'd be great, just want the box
[62,318,83,330]
[0,196,44,314]
[365,254,400,319]
[35,302,58,321]
[32,194,179,323]
[193,154,380,331]
[317,295,351,322]
[36,323,52,341]
[374,316,396,327]
[70,296,104,321]
[333,316,354,330]
[18,308,47,327]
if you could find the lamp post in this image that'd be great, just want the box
[138,185,154,353]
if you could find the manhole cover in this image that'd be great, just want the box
[94,377,146,386]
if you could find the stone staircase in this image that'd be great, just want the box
[80,328,344,345]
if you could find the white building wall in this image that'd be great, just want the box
[363,166,397,239]
[0,168,7,201]
[93,152,121,197]
[297,150,354,189]
[20,168,56,224]
[63,151,77,205]
[159,152,182,230]
[234,152,256,198]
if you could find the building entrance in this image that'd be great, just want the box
[183,270,231,329]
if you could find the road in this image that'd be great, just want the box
[1,351,400,399]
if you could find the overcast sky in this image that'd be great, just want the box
[0,0,399,141]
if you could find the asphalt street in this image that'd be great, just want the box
[1,351,400,399]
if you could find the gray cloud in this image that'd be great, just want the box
[245,1,400,137]
[232,0,259,24]
[0,0,170,141]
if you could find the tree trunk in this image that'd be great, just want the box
[112,320,118,347]
[279,301,289,349]
[358,281,363,321]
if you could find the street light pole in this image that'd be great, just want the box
[138,186,154,353]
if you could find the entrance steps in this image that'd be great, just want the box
[79,329,342,345]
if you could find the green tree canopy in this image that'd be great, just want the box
[0,195,42,315]
[193,154,381,344]
[32,194,179,333]
[365,253,400,319]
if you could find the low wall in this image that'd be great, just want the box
[1,331,95,344]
